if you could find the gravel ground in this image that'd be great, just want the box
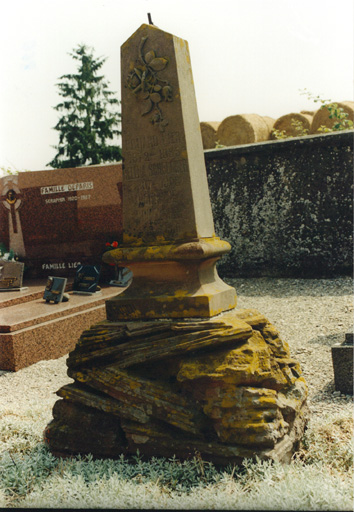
[0,277,353,423]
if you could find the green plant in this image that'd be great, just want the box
[301,89,353,132]
[48,44,122,169]
[272,119,309,140]
[0,167,18,176]
[0,167,30,176]
[291,118,309,137]
[271,128,288,140]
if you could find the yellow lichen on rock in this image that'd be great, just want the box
[177,330,287,389]
[46,308,308,464]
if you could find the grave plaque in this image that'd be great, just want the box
[43,276,67,303]
[103,23,237,319]
[73,265,101,295]
[0,259,25,291]
[110,266,133,287]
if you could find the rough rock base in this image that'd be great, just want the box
[44,308,308,465]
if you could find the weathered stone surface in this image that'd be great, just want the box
[66,313,252,369]
[56,382,150,423]
[101,24,236,320]
[45,400,126,457]
[120,25,213,244]
[205,131,353,278]
[45,308,308,463]
[70,366,207,435]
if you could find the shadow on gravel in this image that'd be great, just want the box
[224,277,353,298]
[308,332,348,347]
[311,379,353,403]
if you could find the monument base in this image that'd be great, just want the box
[103,237,237,320]
[44,308,309,465]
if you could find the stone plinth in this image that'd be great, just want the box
[103,238,235,319]
[44,309,308,464]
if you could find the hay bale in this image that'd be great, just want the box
[271,113,313,139]
[200,122,220,149]
[262,116,275,135]
[216,114,270,147]
[310,101,354,133]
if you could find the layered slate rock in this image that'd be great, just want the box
[45,308,308,464]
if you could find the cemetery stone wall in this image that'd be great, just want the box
[205,130,353,277]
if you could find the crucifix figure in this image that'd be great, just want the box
[0,176,26,257]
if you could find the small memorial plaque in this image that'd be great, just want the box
[73,265,101,295]
[43,276,67,303]
[110,266,133,287]
[0,259,26,291]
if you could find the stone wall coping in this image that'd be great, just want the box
[204,130,353,159]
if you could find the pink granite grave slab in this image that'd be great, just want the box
[0,284,125,371]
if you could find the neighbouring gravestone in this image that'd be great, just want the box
[331,333,353,395]
[0,259,26,291]
[0,164,123,278]
[72,265,101,295]
[45,23,308,465]
[43,276,67,303]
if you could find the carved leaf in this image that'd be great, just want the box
[149,57,168,71]
[141,98,153,116]
[144,50,156,63]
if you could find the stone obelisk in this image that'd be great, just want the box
[102,23,236,320]
[44,24,308,465]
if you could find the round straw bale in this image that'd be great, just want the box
[200,122,220,149]
[262,116,275,134]
[310,101,354,133]
[270,113,312,139]
[216,114,270,147]
[301,110,315,116]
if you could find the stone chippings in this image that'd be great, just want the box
[44,308,308,465]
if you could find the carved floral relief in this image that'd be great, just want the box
[127,36,173,131]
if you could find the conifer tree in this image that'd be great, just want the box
[48,45,121,168]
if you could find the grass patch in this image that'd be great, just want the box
[0,409,352,509]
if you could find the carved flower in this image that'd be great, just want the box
[127,36,173,131]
